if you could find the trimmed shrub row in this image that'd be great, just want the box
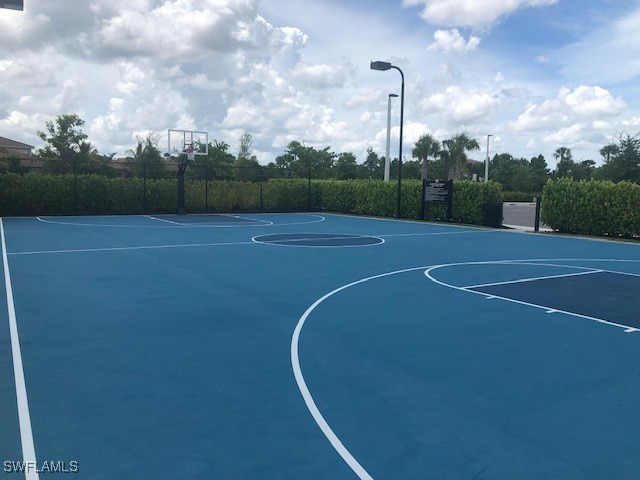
[542,178,640,237]
[1,173,503,226]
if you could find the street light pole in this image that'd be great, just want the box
[484,134,493,183]
[371,60,405,217]
[384,93,398,182]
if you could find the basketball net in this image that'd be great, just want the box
[183,146,195,162]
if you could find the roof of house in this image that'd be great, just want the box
[0,136,34,150]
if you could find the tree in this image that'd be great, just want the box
[237,132,254,162]
[401,159,421,179]
[511,164,539,191]
[489,153,518,189]
[361,148,384,179]
[465,160,485,180]
[529,154,550,190]
[598,132,640,183]
[334,152,358,179]
[37,114,97,174]
[126,132,167,179]
[274,141,336,179]
[600,143,620,163]
[573,159,596,180]
[441,132,480,179]
[412,133,441,181]
[190,140,235,180]
[553,147,574,177]
[234,132,260,181]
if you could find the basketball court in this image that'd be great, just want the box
[2,213,639,479]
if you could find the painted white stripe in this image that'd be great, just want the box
[292,258,640,476]
[8,241,256,256]
[143,215,184,225]
[221,214,273,225]
[292,265,436,479]
[1,219,39,480]
[424,262,634,332]
[378,230,496,238]
[36,213,325,228]
[463,269,604,289]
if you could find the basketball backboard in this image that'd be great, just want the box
[167,129,208,158]
[0,0,24,10]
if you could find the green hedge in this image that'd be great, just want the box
[0,173,502,227]
[314,179,502,224]
[542,178,640,237]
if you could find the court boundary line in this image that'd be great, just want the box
[144,213,275,227]
[463,269,604,289]
[1,219,39,480]
[378,230,498,238]
[425,261,640,333]
[143,215,184,225]
[292,266,427,480]
[34,213,326,229]
[7,241,256,256]
[292,257,640,478]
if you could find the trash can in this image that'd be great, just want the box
[483,202,503,228]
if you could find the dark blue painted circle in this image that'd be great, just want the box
[253,233,384,247]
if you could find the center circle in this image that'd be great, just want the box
[252,233,384,247]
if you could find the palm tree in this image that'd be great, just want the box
[553,146,572,163]
[441,132,480,179]
[412,133,441,181]
[553,146,573,177]
[599,144,619,163]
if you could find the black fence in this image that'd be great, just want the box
[0,157,316,216]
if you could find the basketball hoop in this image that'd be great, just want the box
[168,129,208,160]
[183,146,196,162]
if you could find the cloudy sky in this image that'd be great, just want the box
[1,0,639,168]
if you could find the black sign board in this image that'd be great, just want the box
[422,179,453,221]
[424,180,451,203]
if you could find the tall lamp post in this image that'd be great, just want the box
[371,60,404,217]
[484,134,493,183]
[384,93,398,182]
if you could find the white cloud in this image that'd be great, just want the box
[0,54,57,87]
[428,29,480,54]
[510,85,626,132]
[291,59,355,90]
[1,0,639,166]
[345,90,383,110]
[422,86,500,124]
[560,85,626,117]
[402,0,558,28]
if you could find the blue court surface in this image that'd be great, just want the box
[1,213,639,479]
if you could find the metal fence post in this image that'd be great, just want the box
[205,165,209,213]
[73,159,78,215]
[259,166,264,213]
[143,161,147,214]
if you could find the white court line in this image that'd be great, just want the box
[35,214,326,228]
[377,230,498,238]
[8,241,256,256]
[220,214,273,225]
[600,268,640,279]
[292,258,640,478]
[143,215,184,225]
[292,266,427,480]
[463,269,604,289]
[424,261,638,332]
[1,219,39,480]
